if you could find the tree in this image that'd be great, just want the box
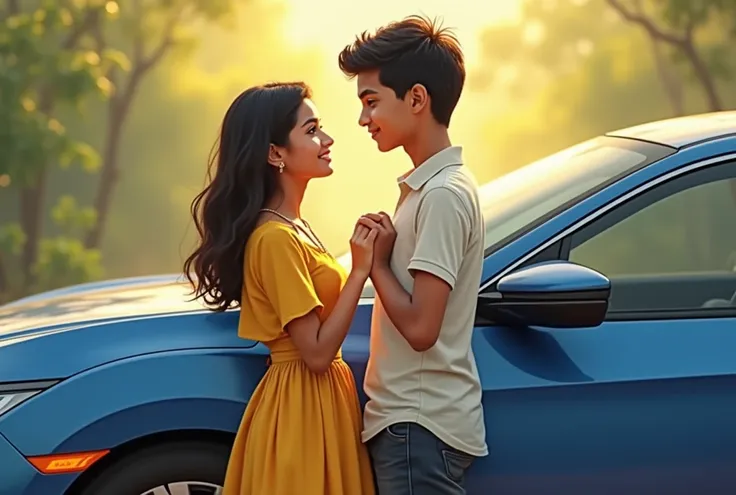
[470,0,710,180]
[83,0,236,250]
[606,0,735,111]
[0,0,124,297]
[473,0,688,117]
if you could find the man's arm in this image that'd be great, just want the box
[370,264,451,351]
[367,188,471,352]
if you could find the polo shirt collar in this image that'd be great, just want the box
[398,146,464,191]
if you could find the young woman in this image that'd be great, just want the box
[184,82,376,494]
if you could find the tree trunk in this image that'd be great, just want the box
[5,0,18,16]
[84,77,140,250]
[649,38,684,116]
[681,40,723,112]
[19,87,55,287]
[19,177,47,286]
[0,252,8,296]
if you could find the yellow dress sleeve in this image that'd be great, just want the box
[250,225,324,330]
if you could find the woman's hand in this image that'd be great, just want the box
[357,212,396,270]
[350,224,378,280]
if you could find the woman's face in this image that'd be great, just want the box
[279,99,334,180]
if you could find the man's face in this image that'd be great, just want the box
[355,70,414,153]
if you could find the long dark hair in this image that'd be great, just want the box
[184,82,312,311]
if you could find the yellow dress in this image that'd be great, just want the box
[223,221,375,495]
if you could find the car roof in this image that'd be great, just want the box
[606,111,736,148]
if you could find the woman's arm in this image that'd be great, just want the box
[286,270,368,374]
[285,225,376,374]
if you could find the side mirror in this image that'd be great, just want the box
[477,261,610,329]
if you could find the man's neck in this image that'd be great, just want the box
[403,125,452,168]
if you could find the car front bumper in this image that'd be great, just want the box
[0,431,36,495]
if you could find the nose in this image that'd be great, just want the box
[322,132,334,148]
[358,109,370,127]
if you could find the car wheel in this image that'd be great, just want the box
[78,440,230,495]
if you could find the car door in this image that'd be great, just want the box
[467,158,736,495]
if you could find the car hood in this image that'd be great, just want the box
[0,275,247,381]
[0,274,209,337]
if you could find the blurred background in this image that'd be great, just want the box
[1,0,735,303]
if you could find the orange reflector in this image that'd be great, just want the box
[28,450,109,474]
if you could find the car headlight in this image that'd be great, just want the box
[0,391,40,416]
[0,380,56,417]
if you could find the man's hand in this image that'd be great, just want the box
[358,212,396,268]
[358,211,450,352]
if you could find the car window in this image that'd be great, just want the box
[568,161,736,315]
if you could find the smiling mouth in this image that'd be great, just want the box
[370,129,380,139]
[318,151,331,162]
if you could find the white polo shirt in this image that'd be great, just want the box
[362,146,488,457]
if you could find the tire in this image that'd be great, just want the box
[78,440,230,495]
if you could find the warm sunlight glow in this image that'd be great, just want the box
[282,0,521,66]
[183,0,524,255]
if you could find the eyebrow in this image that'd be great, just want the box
[301,117,319,128]
[358,89,378,99]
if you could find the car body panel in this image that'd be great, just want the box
[0,349,260,456]
[0,309,255,382]
[2,113,736,494]
[470,318,736,490]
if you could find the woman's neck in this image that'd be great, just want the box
[265,177,307,219]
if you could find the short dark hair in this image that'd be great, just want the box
[338,15,465,127]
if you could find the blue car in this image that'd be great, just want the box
[2,111,736,495]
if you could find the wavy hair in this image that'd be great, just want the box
[184,82,312,311]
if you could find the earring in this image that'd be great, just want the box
[278,162,284,174]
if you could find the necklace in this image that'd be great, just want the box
[259,208,331,256]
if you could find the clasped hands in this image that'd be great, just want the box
[349,211,397,278]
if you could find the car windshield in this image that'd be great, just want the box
[338,136,668,286]
[479,136,656,250]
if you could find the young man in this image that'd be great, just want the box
[338,15,488,495]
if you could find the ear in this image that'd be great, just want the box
[267,144,285,168]
[408,83,429,115]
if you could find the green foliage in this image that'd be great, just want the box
[51,195,98,236]
[0,3,119,183]
[0,196,102,294]
[32,237,103,291]
[0,224,26,256]
[59,141,100,172]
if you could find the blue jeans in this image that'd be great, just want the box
[367,422,475,495]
